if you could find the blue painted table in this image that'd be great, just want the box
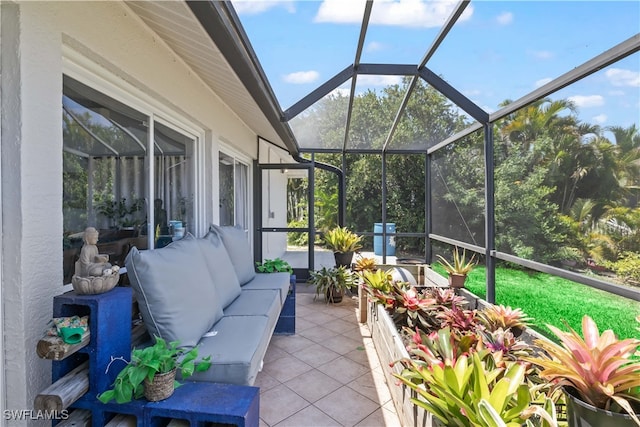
[145,382,259,427]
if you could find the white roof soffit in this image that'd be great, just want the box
[125,0,298,155]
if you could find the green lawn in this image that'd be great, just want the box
[432,264,640,341]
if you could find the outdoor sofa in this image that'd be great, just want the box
[125,224,291,386]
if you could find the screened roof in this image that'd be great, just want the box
[127,1,639,157]
[222,0,639,155]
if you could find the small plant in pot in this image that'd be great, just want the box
[309,265,355,304]
[436,247,477,288]
[98,337,212,403]
[255,258,293,274]
[324,226,363,268]
[526,315,640,426]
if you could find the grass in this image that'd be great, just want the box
[432,264,640,341]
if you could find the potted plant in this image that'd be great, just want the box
[526,315,640,426]
[436,247,477,288]
[324,226,363,268]
[98,337,212,403]
[255,258,293,274]
[309,266,355,304]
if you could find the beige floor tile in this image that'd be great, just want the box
[295,318,315,332]
[254,371,281,393]
[347,371,392,405]
[292,343,341,366]
[324,318,357,333]
[260,418,269,427]
[271,334,316,354]
[354,407,402,427]
[260,384,310,426]
[314,386,380,427]
[305,311,338,325]
[342,346,370,367]
[275,405,342,427]
[317,356,371,385]
[263,355,313,383]
[263,345,289,364]
[320,335,363,355]
[299,325,338,343]
[284,368,342,403]
[340,325,366,341]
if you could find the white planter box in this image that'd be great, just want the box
[367,301,434,427]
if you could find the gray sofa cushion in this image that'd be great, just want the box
[241,272,291,305]
[125,235,224,348]
[198,231,242,308]
[189,315,272,385]
[224,289,280,320]
[210,225,256,285]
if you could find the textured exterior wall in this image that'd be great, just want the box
[0,2,258,424]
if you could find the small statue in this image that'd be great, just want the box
[76,227,112,277]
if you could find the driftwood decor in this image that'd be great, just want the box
[36,331,90,360]
[34,362,89,412]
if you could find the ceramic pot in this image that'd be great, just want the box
[565,387,639,427]
[334,251,354,268]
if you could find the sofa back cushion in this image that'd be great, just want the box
[210,225,256,285]
[199,231,242,308]
[125,234,224,347]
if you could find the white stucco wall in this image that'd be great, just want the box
[0,2,260,423]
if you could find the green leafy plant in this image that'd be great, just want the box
[436,246,477,276]
[605,251,640,284]
[98,337,212,404]
[323,226,363,253]
[526,315,640,424]
[255,258,293,274]
[309,266,355,303]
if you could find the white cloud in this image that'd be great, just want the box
[568,95,605,108]
[535,77,553,88]
[315,0,473,28]
[605,68,640,87]
[592,114,608,124]
[283,70,320,84]
[608,90,626,96]
[481,105,495,114]
[496,12,513,25]
[232,0,296,15]
[357,75,403,86]
[365,41,386,53]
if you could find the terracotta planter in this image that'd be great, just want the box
[565,387,639,427]
[144,368,176,401]
[448,273,467,288]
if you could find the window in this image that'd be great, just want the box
[219,152,249,230]
[62,76,197,283]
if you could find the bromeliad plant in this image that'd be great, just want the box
[394,350,558,427]
[323,226,363,253]
[526,315,640,425]
[478,305,532,333]
[98,337,212,404]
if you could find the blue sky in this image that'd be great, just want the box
[232,0,640,129]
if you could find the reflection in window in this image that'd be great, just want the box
[62,76,196,284]
[219,152,249,230]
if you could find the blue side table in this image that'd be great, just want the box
[145,382,259,427]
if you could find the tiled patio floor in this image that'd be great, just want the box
[257,290,401,427]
